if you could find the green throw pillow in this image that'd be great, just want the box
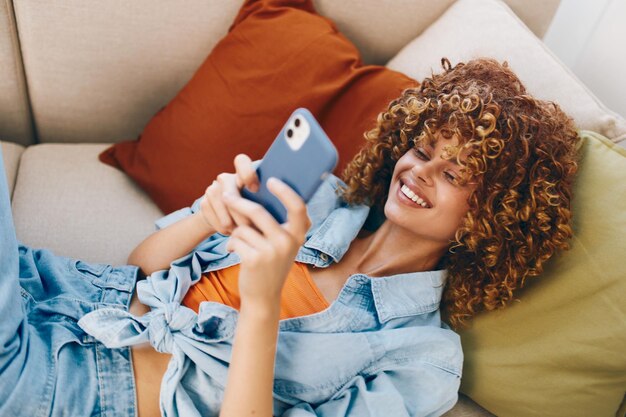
[459,131,626,417]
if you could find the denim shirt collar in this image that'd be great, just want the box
[369,270,447,322]
[301,203,369,263]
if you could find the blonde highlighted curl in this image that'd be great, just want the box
[340,58,579,329]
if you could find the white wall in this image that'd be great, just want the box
[544,0,626,118]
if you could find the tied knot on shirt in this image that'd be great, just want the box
[147,302,196,353]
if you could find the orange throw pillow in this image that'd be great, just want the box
[99,0,416,214]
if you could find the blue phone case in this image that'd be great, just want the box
[241,108,338,223]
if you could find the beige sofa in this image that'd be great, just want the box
[2,0,625,415]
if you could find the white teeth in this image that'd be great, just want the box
[401,185,416,201]
[401,184,429,208]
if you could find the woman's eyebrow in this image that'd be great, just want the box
[424,142,466,166]
[438,150,465,167]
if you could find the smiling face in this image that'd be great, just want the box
[383,135,475,245]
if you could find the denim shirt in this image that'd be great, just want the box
[79,175,463,417]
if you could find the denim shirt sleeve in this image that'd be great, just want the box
[279,360,460,417]
[154,195,204,230]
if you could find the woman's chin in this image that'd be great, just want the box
[383,201,411,228]
[384,201,457,244]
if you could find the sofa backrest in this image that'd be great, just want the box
[0,0,34,146]
[0,0,560,147]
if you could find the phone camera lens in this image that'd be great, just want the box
[294,118,301,127]
[287,129,293,138]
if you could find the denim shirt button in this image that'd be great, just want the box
[319,253,329,262]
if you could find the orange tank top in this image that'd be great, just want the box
[182,262,329,320]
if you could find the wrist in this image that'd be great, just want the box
[193,211,215,235]
[239,297,281,321]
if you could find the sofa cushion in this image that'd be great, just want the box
[0,141,25,197]
[453,131,626,416]
[386,0,626,144]
[11,144,162,266]
[97,0,416,214]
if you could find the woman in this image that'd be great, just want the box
[0,58,579,417]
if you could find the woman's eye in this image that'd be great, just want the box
[413,148,429,160]
[444,171,458,184]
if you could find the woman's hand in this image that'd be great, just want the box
[198,154,260,235]
[223,177,311,307]
[219,178,309,417]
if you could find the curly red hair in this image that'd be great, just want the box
[340,58,579,329]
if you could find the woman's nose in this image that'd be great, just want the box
[411,163,434,186]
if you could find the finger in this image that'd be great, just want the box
[234,154,259,192]
[208,181,235,233]
[266,177,311,237]
[200,192,231,234]
[200,196,220,230]
[216,172,240,195]
[226,199,252,229]
[214,173,249,228]
[223,193,282,237]
[230,225,267,250]
[225,235,256,261]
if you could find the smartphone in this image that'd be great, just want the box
[241,108,338,223]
